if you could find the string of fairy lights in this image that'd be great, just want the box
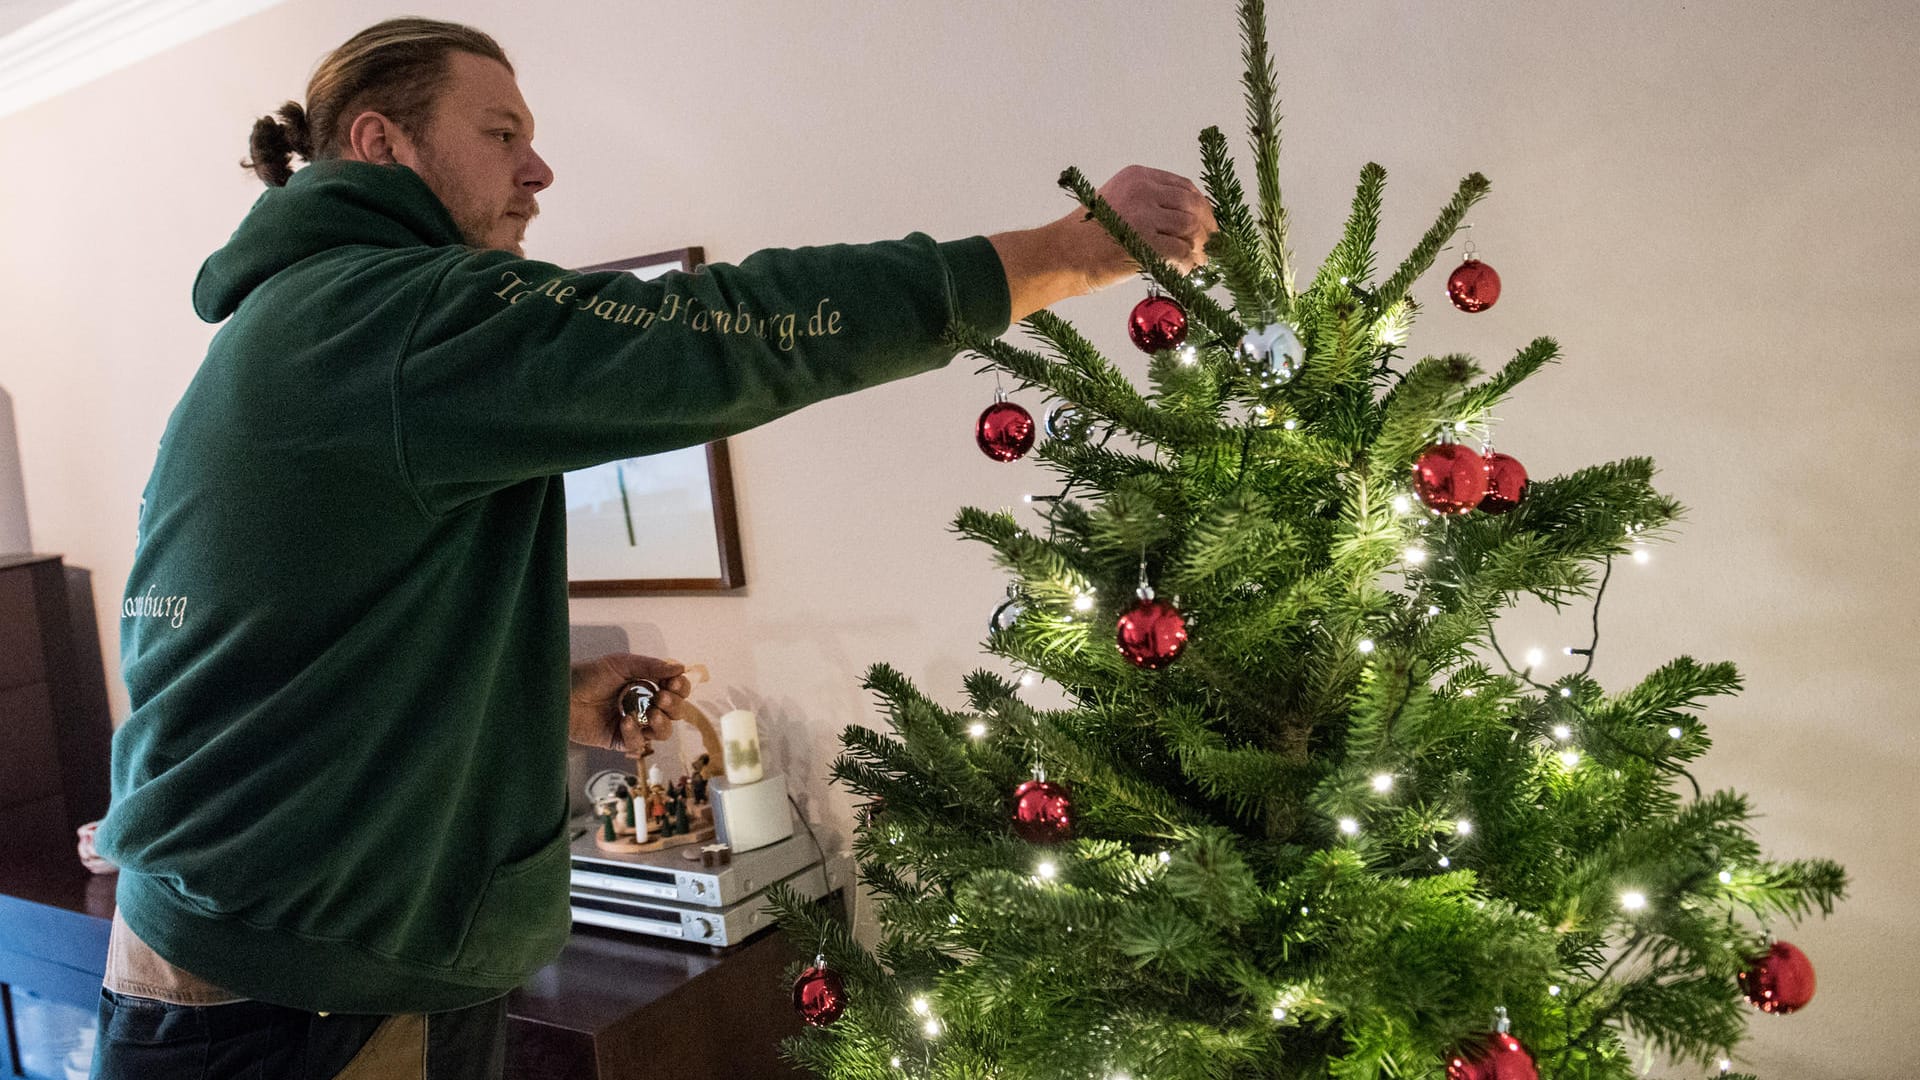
[825,443,1760,1077]
[821,269,1803,1074]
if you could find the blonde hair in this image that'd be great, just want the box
[240,17,511,186]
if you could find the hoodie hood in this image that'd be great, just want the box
[192,160,465,323]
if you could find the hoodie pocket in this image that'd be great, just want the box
[453,830,571,977]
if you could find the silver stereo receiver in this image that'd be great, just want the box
[568,810,822,908]
[569,863,829,947]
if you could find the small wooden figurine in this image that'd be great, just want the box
[591,677,716,854]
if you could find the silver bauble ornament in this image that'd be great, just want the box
[990,585,1025,634]
[1044,403,1093,444]
[1239,322,1304,386]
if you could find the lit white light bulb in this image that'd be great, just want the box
[1560,750,1581,768]
[968,722,987,739]
[1372,773,1394,793]
[1620,890,1648,911]
[1668,726,1683,739]
[1020,672,1037,688]
[1036,860,1057,880]
[1548,985,1562,997]
[1157,850,1172,864]
[911,996,931,1017]
[891,1057,902,1069]
[923,1018,942,1038]
[1391,494,1413,515]
[1552,724,1572,741]
[1455,818,1473,836]
[1358,638,1376,654]
[1177,344,1198,365]
[1559,687,1572,698]
[1719,870,1733,885]
[1633,545,1651,565]
[1427,605,1441,616]
[1283,419,1298,431]
[1404,546,1428,565]
[1437,855,1451,868]
[1271,1005,1287,1020]
[1338,817,1360,835]
[1525,647,1545,668]
[1073,592,1094,612]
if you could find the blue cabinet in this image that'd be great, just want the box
[0,860,112,1080]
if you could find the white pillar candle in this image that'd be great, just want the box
[719,709,764,785]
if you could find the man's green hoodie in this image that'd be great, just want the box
[96,159,1010,1013]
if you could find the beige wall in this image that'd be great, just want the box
[2,1,1912,1074]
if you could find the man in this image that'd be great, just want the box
[91,16,1214,1079]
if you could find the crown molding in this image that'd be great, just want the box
[0,0,287,119]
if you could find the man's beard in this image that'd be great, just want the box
[410,142,509,252]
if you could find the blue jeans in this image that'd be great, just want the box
[89,987,508,1079]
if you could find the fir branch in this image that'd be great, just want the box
[950,320,1222,451]
[1198,124,1280,321]
[1039,438,1178,495]
[1238,0,1296,302]
[1377,173,1492,312]
[1204,228,1278,334]
[1597,658,1744,731]
[1457,336,1562,417]
[1372,354,1483,470]
[1310,162,1387,295]
[1162,487,1306,596]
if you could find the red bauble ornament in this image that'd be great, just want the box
[1412,442,1491,515]
[1447,258,1501,313]
[1739,940,1817,1014]
[1478,451,1529,514]
[1011,778,1072,843]
[1117,595,1188,669]
[793,960,847,1026]
[976,398,1035,462]
[1445,1031,1539,1080]
[1128,293,1189,353]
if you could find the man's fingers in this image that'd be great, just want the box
[617,655,685,683]
[1146,224,1209,272]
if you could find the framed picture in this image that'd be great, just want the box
[564,246,746,595]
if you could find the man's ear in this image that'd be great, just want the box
[345,110,409,166]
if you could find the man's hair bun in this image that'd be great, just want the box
[241,101,314,187]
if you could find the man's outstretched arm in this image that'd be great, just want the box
[990,164,1217,322]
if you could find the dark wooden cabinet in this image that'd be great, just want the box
[0,851,810,1080]
[0,555,111,860]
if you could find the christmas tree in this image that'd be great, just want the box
[769,2,1844,1076]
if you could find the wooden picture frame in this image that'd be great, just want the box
[564,247,746,595]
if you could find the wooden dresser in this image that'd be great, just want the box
[0,554,111,859]
[0,848,812,1079]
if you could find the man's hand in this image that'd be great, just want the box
[77,820,116,875]
[990,164,1218,322]
[568,654,694,750]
